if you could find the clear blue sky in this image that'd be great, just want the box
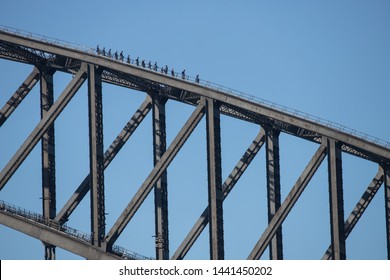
[0,0,389,260]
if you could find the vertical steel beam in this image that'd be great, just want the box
[172,129,266,260]
[0,67,39,127]
[265,128,283,260]
[40,68,56,259]
[326,137,346,260]
[88,64,105,246]
[384,166,390,259]
[206,98,224,260]
[322,167,384,259]
[152,95,169,260]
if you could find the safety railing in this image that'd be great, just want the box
[1,24,389,149]
[0,200,153,260]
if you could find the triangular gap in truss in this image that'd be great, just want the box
[221,115,266,260]
[341,153,386,259]
[276,133,329,260]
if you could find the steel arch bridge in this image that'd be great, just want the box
[0,26,389,260]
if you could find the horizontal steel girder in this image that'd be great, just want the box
[105,100,206,248]
[0,63,87,191]
[0,211,121,259]
[1,31,389,165]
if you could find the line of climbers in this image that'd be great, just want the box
[96,45,200,84]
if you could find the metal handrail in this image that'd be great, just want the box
[0,200,153,260]
[1,24,389,149]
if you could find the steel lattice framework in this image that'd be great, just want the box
[0,27,389,260]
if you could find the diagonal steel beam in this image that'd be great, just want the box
[322,167,384,259]
[105,99,206,249]
[172,129,266,260]
[248,144,327,260]
[0,63,87,191]
[0,67,39,126]
[265,128,283,259]
[152,95,169,260]
[54,96,152,224]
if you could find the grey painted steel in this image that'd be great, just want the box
[152,95,169,260]
[265,129,283,260]
[1,31,389,165]
[172,129,266,260]
[0,63,87,191]
[206,99,224,260]
[105,100,206,248]
[0,211,120,260]
[0,67,39,126]
[327,138,346,260]
[322,167,384,259]
[40,68,56,260]
[88,64,105,246]
[385,167,390,259]
[54,97,152,224]
[248,144,327,260]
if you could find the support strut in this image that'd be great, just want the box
[326,137,346,260]
[40,67,56,260]
[152,95,169,260]
[206,98,224,260]
[265,128,283,259]
[88,64,105,246]
[384,166,390,259]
